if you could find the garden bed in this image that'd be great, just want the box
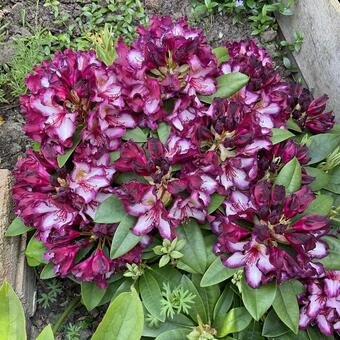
[0,1,339,340]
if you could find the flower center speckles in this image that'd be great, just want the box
[75,168,87,181]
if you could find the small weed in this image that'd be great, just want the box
[37,279,63,309]
[64,323,82,340]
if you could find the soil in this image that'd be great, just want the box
[0,0,285,339]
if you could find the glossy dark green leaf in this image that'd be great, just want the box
[307,134,340,165]
[241,276,277,321]
[157,122,171,144]
[36,324,54,340]
[217,307,252,337]
[109,151,120,162]
[305,167,330,191]
[287,118,302,132]
[307,326,335,340]
[270,128,295,144]
[181,275,208,324]
[143,314,193,337]
[213,284,234,329]
[81,281,107,311]
[324,166,340,194]
[94,194,125,223]
[212,46,230,65]
[208,194,226,214]
[40,262,56,280]
[192,274,220,321]
[57,128,82,167]
[25,236,48,267]
[92,288,143,340]
[262,310,290,337]
[149,265,182,290]
[177,220,207,274]
[0,281,26,340]
[122,127,147,142]
[200,257,237,287]
[238,320,264,340]
[319,236,340,270]
[304,195,334,216]
[114,172,148,185]
[5,217,33,237]
[275,157,301,194]
[110,215,141,259]
[272,280,300,334]
[139,269,165,321]
[200,72,249,104]
[155,328,190,340]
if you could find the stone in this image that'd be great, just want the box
[260,29,277,43]
[0,169,36,317]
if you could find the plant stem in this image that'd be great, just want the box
[52,295,81,334]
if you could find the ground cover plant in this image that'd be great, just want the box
[2,15,340,340]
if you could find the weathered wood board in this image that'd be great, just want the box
[0,169,36,317]
[277,0,340,120]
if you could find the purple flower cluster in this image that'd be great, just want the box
[13,17,336,291]
[299,271,340,336]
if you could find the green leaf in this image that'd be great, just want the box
[94,194,125,224]
[307,134,340,165]
[307,326,335,340]
[155,328,190,340]
[139,269,165,322]
[319,236,340,270]
[57,128,82,167]
[272,280,300,334]
[192,274,219,321]
[40,263,56,280]
[0,281,26,340]
[109,151,120,162]
[114,172,148,185]
[324,166,340,194]
[200,72,249,104]
[143,314,193,337]
[177,220,207,274]
[200,257,237,287]
[305,167,330,191]
[262,310,290,337]
[241,276,277,321]
[217,307,252,337]
[92,288,144,340]
[36,324,54,340]
[270,128,295,144]
[275,157,301,194]
[207,194,226,214]
[110,215,142,259]
[304,195,334,216]
[81,282,107,311]
[238,320,264,340]
[212,46,230,65]
[123,127,148,143]
[213,284,234,330]
[287,118,302,132]
[157,122,171,144]
[149,266,182,290]
[5,217,33,237]
[25,236,47,267]
[181,275,208,324]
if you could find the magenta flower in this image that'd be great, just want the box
[72,249,113,288]
[214,182,331,288]
[69,160,115,203]
[299,271,340,336]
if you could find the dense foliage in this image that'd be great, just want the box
[6,16,340,339]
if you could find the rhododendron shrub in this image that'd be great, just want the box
[7,16,339,338]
